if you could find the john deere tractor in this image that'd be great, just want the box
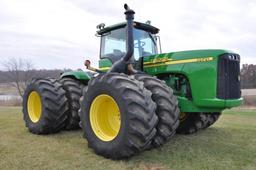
[22,4,242,159]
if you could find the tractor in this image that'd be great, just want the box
[22,4,242,159]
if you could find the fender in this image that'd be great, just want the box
[60,71,91,81]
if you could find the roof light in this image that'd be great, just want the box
[96,23,105,30]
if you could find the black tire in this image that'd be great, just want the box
[134,74,180,148]
[79,73,158,159]
[60,77,85,130]
[202,112,221,129]
[177,112,207,134]
[22,78,68,134]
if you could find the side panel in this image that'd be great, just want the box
[181,57,218,107]
[60,71,91,81]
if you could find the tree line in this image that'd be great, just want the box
[0,58,71,97]
[0,69,64,83]
[241,64,256,89]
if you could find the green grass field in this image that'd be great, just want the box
[0,107,256,170]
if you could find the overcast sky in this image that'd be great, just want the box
[0,0,255,70]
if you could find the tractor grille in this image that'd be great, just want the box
[217,53,241,99]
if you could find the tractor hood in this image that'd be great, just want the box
[143,49,236,73]
[143,49,242,111]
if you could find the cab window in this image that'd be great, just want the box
[100,27,157,61]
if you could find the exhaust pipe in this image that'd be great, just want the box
[123,4,135,62]
[108,4,135,74]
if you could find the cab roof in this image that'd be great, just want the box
[96,21,160,35]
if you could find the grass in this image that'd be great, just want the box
[0,107,256,170]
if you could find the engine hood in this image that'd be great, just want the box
[143,49,235,69]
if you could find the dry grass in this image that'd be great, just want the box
[0,98,22,106]
[0,83,21,106]
[0,107,256,170]
[0,83,17,95]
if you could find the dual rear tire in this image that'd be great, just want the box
[60,78,85,130]
[23,77,85,134]
[23,78,68,134]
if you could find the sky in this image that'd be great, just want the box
[0,0,255,70]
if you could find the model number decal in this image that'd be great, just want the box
[196,57,213,62]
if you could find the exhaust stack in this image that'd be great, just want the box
[108,4,136,74]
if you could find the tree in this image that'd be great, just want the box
[241,64,256,89]
[2,57,34,97]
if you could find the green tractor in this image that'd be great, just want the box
[22,4,242,159]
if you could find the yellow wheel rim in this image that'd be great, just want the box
[179,112,187,122]
[90,94,121,142]
[27,91,42,123]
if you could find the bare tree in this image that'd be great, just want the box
[2,57,34,97]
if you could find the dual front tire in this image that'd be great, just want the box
[134,74,180,148]
[79,73,180,159]
[177,112,221,134]
[79,73,160,159]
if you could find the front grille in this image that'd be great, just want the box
[217,53,241,99]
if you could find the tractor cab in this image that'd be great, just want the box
[96,22,160,64]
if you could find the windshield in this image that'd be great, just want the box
[100,28,157,60]
[133,29,157,60]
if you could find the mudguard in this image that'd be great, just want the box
[60,71,91,81]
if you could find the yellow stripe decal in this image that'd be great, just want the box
[99,67,110,71]
[143,57,213,68]
[98,57,213,70]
